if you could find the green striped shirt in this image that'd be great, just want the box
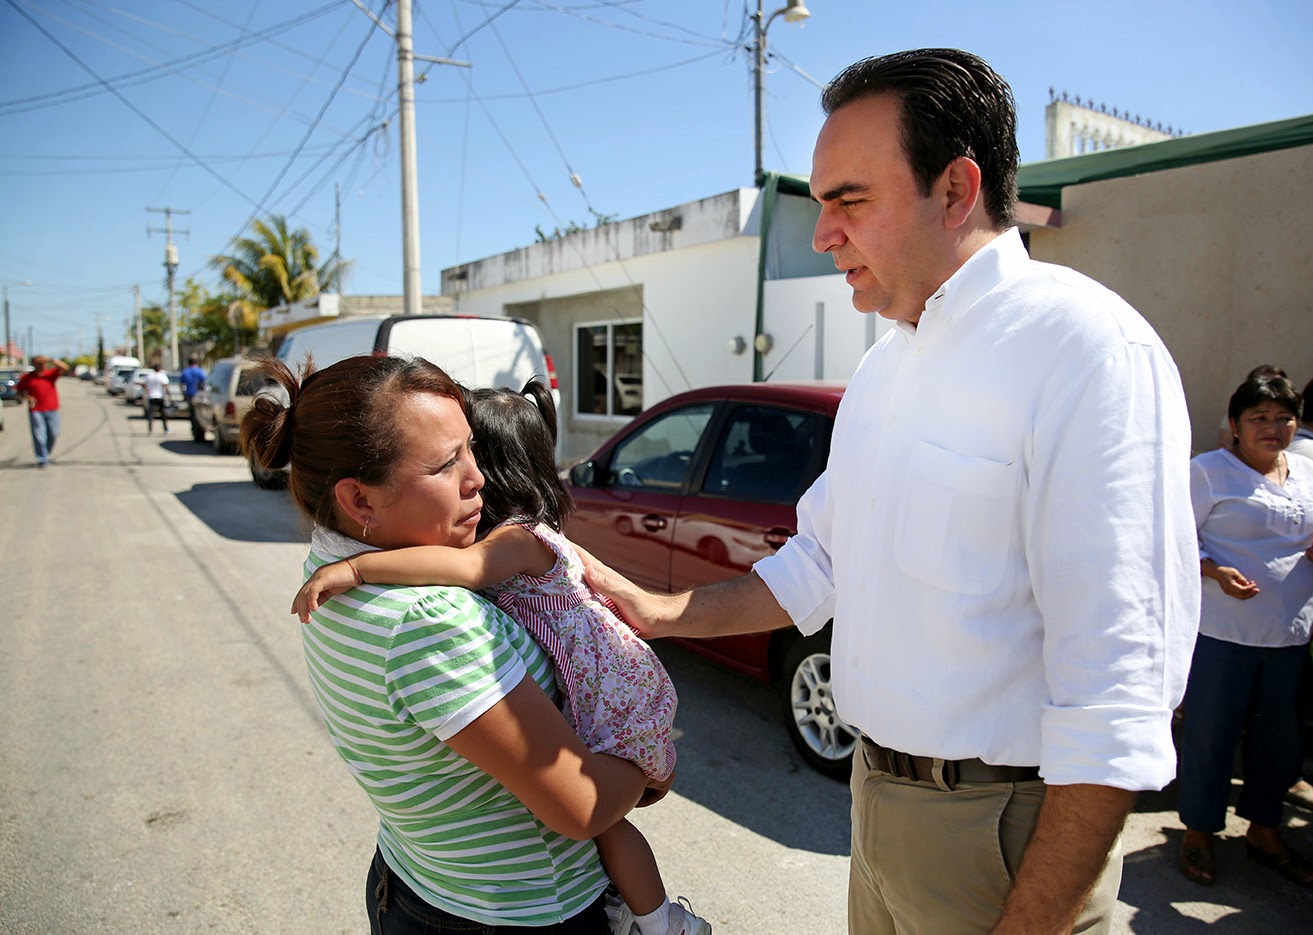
[302,527,607,925]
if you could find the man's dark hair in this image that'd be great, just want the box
[188,357,198,365]
[821,48,1019,229]
[1227,374,1302,424]
[1301,377,1313,425]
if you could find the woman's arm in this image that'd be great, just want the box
[445,676,650,839]
[292,526,555,621]
[1201,558,1260,599]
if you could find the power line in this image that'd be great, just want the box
[0,0,351,115]
[4,0,260,208]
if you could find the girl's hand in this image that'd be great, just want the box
[291,559,363,622]
[638,768,675,807]
[1215,565,1260,600]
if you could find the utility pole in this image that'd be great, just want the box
[355,0,468,315]
[2,285,9,366]
[134,284,144,361]
[752,0,811,185]
[146,206,190,368]
[334,182,343,294]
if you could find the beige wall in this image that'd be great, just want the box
[1028,145,1313,454]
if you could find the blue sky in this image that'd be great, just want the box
[1,0,1310,358]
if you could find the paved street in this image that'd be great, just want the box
[1,382,1310,934]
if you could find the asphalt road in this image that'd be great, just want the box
[1,382,1310,934]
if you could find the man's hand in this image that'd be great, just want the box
[576,543,668,640]
[990,784,1134,935]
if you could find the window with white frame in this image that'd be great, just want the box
[575,319,642,417]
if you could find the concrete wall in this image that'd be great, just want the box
[1028,144,1313,453]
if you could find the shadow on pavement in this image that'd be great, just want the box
[160,439,223,457]
[176,481,309,543]
[651,641,851,857]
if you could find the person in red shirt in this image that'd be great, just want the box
[16,355,70,468]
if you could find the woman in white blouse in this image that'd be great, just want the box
[1178,374,1313,887]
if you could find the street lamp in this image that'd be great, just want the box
[753,0,811,186]
[3,280,32,365]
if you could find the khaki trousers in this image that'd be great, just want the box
[847,744,1123,934]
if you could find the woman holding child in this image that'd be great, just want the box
[241,355,706,935]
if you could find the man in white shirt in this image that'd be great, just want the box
[1289,377,1313,460]
[143,363,171,435]
[587,49,1199,933]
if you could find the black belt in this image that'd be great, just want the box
[861,736,1040,790]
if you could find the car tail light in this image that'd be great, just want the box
[544,352,559,391]
[224,401,236,418]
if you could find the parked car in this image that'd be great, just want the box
[107,365,138,396]
[123,368,152,403]
[275,313,560,407]
[191,356,287,489]
[564,381,855,778]
[0,367,24,403]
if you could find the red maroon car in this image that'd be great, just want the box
[565,381,857,778]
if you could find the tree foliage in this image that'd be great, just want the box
[211,215,349,313]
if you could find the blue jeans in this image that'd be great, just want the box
[1177,634,1306,832]
[28,408,60,465]
[365,848,609,934]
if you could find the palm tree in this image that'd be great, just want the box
[211,215,349,317]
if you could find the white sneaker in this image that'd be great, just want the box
[604,885,634,935]
[665,898,711,935]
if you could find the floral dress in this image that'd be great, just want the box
[487,520,678,782]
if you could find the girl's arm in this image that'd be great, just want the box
[292,526,555,622]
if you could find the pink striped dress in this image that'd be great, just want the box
[488,521,678,782]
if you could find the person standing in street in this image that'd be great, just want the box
[143,362,171,435]
[585,48,1199,934]
[15,354,70,468]
[180,356,206,439]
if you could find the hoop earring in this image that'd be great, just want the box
[362,519,372,541]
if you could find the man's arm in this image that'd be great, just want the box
[990,784,1135,935]
[53,359,70,373]
[581,549,793,641]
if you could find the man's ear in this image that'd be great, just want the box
[940,156,982,229]
[334,477,375,530]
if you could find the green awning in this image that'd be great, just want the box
[767,112,1313,210]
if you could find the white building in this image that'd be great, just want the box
[440,182,885,461]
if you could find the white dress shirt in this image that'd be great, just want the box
[1191,447,1313,647]
[755,229,1199,791]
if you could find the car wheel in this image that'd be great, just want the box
[213,429,235,455]
[779,629,859,780]
[251,461,288,490]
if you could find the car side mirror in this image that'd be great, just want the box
[569,460,596,488]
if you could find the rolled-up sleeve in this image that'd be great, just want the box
[1025,341,1200,790]
[754,468,837,637]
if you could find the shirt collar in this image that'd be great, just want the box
[901,227,1029,338]
[310,524,378,561]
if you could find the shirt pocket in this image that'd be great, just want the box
[895,441,1019,595]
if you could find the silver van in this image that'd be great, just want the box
[275,314,558,404]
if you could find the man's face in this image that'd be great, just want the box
[810,94,951,325]
[31,356,47,369]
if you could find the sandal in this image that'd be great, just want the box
[1178,839,1215,886]
[1245,841,1313,887]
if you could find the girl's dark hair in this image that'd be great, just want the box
[467,378,573,536]
[240,354,465,534]
[1227,373,1302,425]
[820,48,1019,230]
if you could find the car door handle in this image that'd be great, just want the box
[641,515,668,532]
[763,528,792,549]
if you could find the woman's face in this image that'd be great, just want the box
[1230,400,1298,461]
[365,392,484,550]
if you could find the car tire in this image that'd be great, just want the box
[251,461,288,490]
[779,629,859,781]
[213,429,235,455]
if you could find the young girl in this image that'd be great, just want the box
[292,379,710,935]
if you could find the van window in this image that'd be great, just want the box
[206,362,233,393]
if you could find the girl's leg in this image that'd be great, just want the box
[596,818,665,915]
